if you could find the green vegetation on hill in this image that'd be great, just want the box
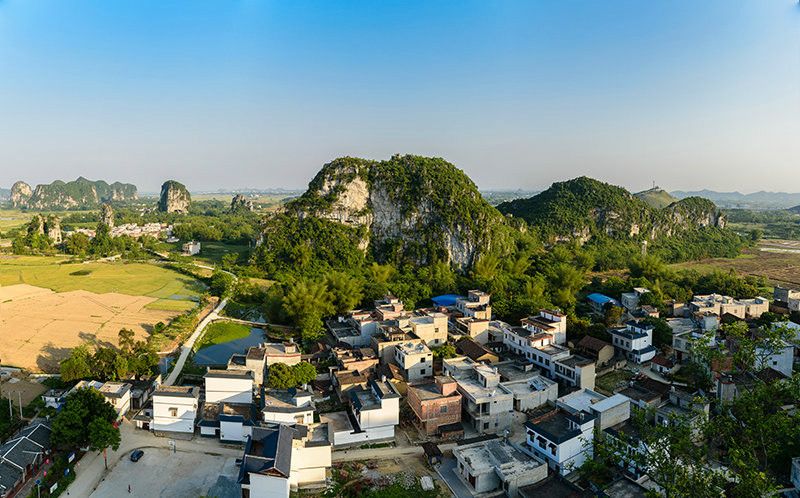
[23,177,137,209]
[634,187,678,209]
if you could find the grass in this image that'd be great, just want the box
[595,369,634,394]
[194,320,251,351]
[0,208,96,231]
[0,255,204,300]
[145,298,199,312]
[195,241,250,265]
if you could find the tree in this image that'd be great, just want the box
[88,417,121,469]
[51,387,118,450]
[603,305,623,326]
[432,343,457,360]
[292,362,317,386]
[267,363,296,389]
[324,271,363,315]
[118,328,136,352]
[282,278,334,342]
[210,270,236,298]
[64,232,90,256]
[60,345,92,382]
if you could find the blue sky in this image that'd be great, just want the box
[0,1,798,193]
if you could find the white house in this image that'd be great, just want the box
[408,312,449,347]
[70,380,132,419]
[453,438,547,497]
[152,385,199,437]
[394,341,433,382]
[525,408,594,476]
[263,388,315,426]
[182,240,201,256]
[238,423,331,497]
[199,369,256,443]
[521,310,568,345]
[621,287,650,313]
[609,321,657,364]
[755,341,794,378]
[320,378,400,448]
[443,357,515,434]
[456,290,492,320]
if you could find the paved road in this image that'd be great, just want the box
[163,297,228,386]
[437,457,471,498]
[67,422,240,497]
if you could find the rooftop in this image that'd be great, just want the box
[263,389,314,413]
[154,385,198,398]
[555,355,594,368]
[407,380,461,401]
[526,409,593,444]
[204,369,254,380]
[454,439,545,477]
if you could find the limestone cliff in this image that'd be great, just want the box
[159,180,191,213]
[287,155,514,269]
[230,194,254,213]
[10,177,137,209]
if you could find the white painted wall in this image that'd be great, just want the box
[152,395,197,434]
[263,409,314,425]
[246,472,290,498]
[205,376,253,404]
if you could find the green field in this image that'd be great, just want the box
[194,320,251,351]
[0,209,96,232]
[0,256,204,301]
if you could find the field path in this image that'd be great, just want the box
[163,297,228,386]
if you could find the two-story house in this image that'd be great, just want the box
[443,357,514,434]
[321,378,400,448]
[152,385,199,437]
[406,376,462,436]
[394,341,433,382]
[608,321,657,364]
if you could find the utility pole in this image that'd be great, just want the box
[18,392,22,419]
[8,396,11,420]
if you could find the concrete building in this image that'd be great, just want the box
[621,287,650,313]
[152,385,199,437]
[586,293,620,314]
[264,342,302,367]
[70,380,132,418]
[655,388,710,440]
[227,345,267,386]
[263,389,315,426]
[408,312,448,347]
[238,423,331,497]
[443,357,514,434]
[406,376,462,436]
[525,408,595,476]
[553,355,596,390]
[199,370,256,443]
[557,389,631,431]
[321,379,400,448]
[331,347,378,373]
[521,310,567,345]
[690,294,769,319]
[182,240,201,256]
[495,361,559,412]
[608,321,657,364]
[371,327,423,364]
[453,438,548,497]
[394,341,433,382]
[456,290,492,320]
[755,341,794,377]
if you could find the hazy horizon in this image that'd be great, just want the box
[1,1,798,193]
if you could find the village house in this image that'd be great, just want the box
[70,380,132,418]
[557,389,631,431]
[406,376,462,436]
[525,407,595,476]
[182,240,201,256]
[521,309,568,345]
[331,369,371,402]
[608,321,657,364]
[394,341,433,382]
[690,294,769,319]
[331,347,378,373]
[264,342,302,367]
[576,335,615,368]
[453,437,548,497]
[455,336,500,364]
[263,388,315,425]
[586,293,621,314]
[774,286,800,312]
[650,355,677,375]
[198,369,256,443]
[0,420,52,498]
[655,388,710,440]
[621,287,650,313]
[371,326,424,364]
[151,385,199,438]
[227,345,267,386]
[603,420,649,480]
[443,357,514,434]
[755,340,794,378]
[407,312,449,347]
[456,290,492,320]
[237,423,331,497]
[495,361,559,412]
[127,374,161,410]
[321,378,400,448]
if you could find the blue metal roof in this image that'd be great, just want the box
[431,294,462,307]
[587,293,615,305]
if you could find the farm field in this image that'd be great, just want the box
[670,243,800,288]
[0,208,96,232]
[0,256,205,372]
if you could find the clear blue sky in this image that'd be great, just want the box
[0,1,798,193]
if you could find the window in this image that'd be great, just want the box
[483,422,489,430]
[440,405,448,414]
[421,357,427,363]
[420,369,426,375]
[169,407,178,417]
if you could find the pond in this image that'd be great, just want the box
[193,326,267,366]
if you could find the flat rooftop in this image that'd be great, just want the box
[454,439,544,476]
[154,385,198,398]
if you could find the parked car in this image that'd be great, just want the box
[130,449,144,462]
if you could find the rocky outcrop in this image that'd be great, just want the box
[230,194,254,213]
[11,181,32,208]
[9,178,136,209]
[159,180,191,214]
[288,155,511,269]
[46,215,62,244]
[100,203,115,228]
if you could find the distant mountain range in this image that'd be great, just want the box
[671,190,800,210]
